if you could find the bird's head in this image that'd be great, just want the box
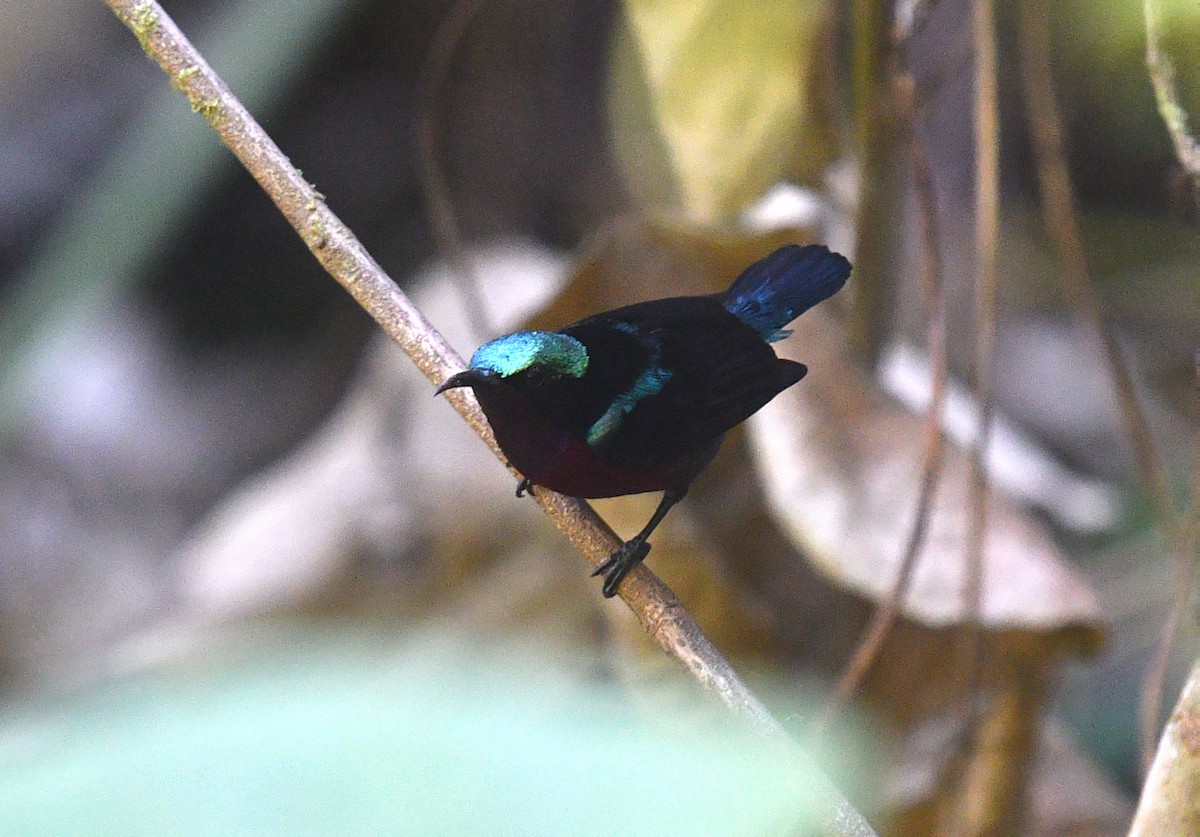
[435,331,589,396]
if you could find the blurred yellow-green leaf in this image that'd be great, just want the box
[608,0,826,221]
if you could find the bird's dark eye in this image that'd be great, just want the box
[523,365,548,387]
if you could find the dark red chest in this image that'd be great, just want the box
[472,383,697,498]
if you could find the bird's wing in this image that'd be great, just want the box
[658,314,805,442]
[566,297,803,464]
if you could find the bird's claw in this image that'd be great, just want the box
[515,478,535,498]
[591,539,652,598]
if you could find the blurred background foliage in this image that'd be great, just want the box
[0,0,1197,834]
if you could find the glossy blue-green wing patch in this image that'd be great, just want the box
[585,364,674,449]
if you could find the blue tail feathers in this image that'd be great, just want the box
[721,244,851,342]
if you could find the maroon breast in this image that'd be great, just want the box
[473,383,689,499]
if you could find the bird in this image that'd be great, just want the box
[436,244,851,598]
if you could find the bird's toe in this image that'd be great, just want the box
[595,539,652,597]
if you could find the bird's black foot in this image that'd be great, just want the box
[515,478,535,498]
[591,538,652,598]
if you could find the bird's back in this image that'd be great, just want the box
[562,296,806,469]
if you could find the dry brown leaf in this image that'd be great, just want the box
[741,301,1107,834]
[748,307,1103,638]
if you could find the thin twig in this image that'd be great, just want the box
[1139,423,1200,772]
[846,0,901,364]
[1141,0,1200,769]
[414,0,495,340]
[1018,2,1179,547]
[963,0,997,688]
[949,1,999,830]
[1015,0,1190,773]
[830,67,948,709]
[1144,0,1200,200]
[102,2,878,834]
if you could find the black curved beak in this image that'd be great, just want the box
[435,369,482,396]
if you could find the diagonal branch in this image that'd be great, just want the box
[102,2,878,834]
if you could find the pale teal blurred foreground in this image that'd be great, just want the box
[0,629,844,835]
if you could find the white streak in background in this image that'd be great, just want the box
[739,181,826,231]
[740,177,858,275]
[878,341,1121,534]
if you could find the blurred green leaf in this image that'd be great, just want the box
[0,630,839,835]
